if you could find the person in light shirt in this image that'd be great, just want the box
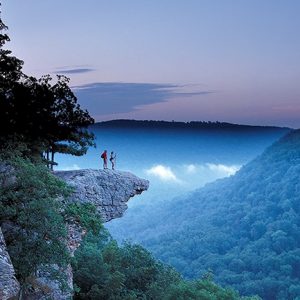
[110,151,116,170]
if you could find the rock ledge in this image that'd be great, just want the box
[55,169,149,222]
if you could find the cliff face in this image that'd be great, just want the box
[0,168,149,300]
[0,228,20,299]
[0,163,19,299]
[55,169,149,222]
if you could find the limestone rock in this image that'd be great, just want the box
[55,169,149,222]
[0,227,20,300]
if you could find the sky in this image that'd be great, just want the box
[2,0,300,127]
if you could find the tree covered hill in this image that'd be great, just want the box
[115,129,300,300]
[94,119,291,132]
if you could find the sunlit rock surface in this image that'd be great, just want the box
[55,169,149,222]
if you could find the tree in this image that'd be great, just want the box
[46,75,95,168]
[0,9,23,88]
[0,11,95,168]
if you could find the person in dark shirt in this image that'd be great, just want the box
[101,150,108,169]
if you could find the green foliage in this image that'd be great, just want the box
[65,203,103,234]
[0,136,32,160]
[0,154,69,283]
[72,231,255,300]
[0,13,95,166]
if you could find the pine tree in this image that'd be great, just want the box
[0,9,95,168]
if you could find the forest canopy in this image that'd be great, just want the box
[108,130,300,300]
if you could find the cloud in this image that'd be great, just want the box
[146,165,179,182]
[146,163,239,183]
[185,164,197,174]
[206,163,240,176]
[55,68,95,74]
[72,82,212,115]
[183,163,240,177]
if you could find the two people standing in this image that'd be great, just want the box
[101,150,116,170]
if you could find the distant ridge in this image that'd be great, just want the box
[94,119,291,131]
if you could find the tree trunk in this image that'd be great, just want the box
[46,150,49,169]
[51,151,55,171]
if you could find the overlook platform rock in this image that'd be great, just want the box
[55,169,149,222]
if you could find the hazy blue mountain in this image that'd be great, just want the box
[108,129,300,300]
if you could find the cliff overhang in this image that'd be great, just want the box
[55,169,149,222]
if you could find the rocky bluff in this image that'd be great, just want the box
[55,169,149,222]
[0,168,149,300]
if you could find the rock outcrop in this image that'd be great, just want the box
[0,228,20,300]
[55,169,149,222]
[0,168,149,299]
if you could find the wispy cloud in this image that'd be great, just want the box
[72,82,212,115]
[185,164,197,174]
[55,67,95,74]
[146,165,179,182]
[145,163,240,185]
[183,163,240,177]
[206,163,240,176]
